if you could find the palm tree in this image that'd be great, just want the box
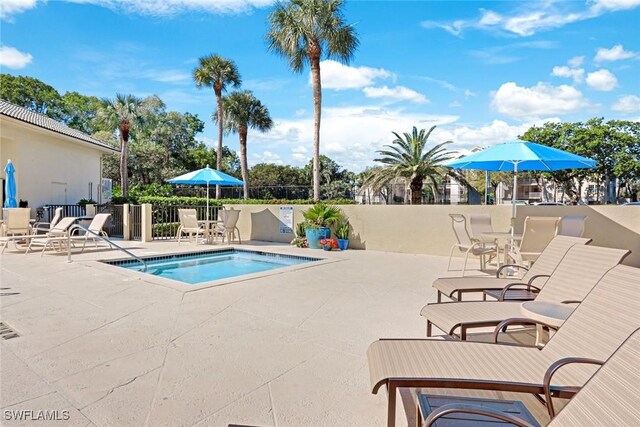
[217,91,273,199]
[266,0,358,201]
[96,94,143,198]
[193,54,242,198]
[363,126,456,205]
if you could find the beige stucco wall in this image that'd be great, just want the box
[227,204,640,267]
[1,117,112,216]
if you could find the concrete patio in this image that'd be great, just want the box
[1,240,465,426]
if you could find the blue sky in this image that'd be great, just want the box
[1,0,639,172]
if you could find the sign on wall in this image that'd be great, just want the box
[279,206,293,234]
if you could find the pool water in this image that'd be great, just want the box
[107,249,318,285]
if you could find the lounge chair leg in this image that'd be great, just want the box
[447,245,456,271]
[437,291,442,303]
[426,321,433,337]
[462,251,470,277]
[387,383,397,427]
[457,290,463,301]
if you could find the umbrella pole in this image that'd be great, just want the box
[206,181,210,221]
[511,162,518,236]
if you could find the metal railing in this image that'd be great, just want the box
[39,204,87,222]
[66,224,147,271]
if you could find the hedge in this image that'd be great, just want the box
[137,196,355,206]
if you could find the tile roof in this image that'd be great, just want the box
[0,99,119,153]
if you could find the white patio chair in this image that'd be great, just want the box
[447,214,496,276]
[558,215,587,237]
[177,209,205,245]
[212,209,242,244]
[507,216,560,267]
[1,208,32,236]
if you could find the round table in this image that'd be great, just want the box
[520,301,576,345]
[481,231,522,267]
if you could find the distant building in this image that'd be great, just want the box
[0,99,119,214]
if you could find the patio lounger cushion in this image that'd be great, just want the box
[433,236,591,302]
[368,265,640,426]
[422,245,629,338]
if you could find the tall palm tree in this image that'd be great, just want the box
[193,54,242,198]
[96,94,143,198]
[266,0,358,201]
[217,91,273,199]
[363,126,456,205]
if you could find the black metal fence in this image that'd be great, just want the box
[38,204,87,222]
[130,205,142,240]
[151,205,222,240]
[96,204,124,238]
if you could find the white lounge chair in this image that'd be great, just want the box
[70,213,112,252]
[212,209,242,244]
[507,216,560,267]
[26,216,78,255]
[32,207,63,235]
[558,215,587,237]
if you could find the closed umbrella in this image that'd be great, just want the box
[4,159,17,208]
[443,140,596,231]
[167,165,244,220]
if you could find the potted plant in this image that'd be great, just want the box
[334,220,350,250]
[319,237,339,251]
[290,222,308,248]
[302,203,342,249]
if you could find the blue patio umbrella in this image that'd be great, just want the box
[167,165,244,220]
[443,140,596,230]
[4,159,18,208]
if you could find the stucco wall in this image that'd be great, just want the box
[227,204,640,267]
[1,118,106,215]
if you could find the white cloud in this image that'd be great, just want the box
[318,60,392,90]
[552,65,584,83]
[590,0,640,12]
[250,106,458,171]
[0,0,36,20]
[422,1,640,37]
[464,89,476,98]
[68,0,273,16]
[594,44,637,62]
[491,82,589,118]
[143,69,191,83]
[0,45,33,69]
[585,69,618,91]
[362,85,427,104]
[249,150,283,167]
[448,101,462,108]
[433,119,552,152]
[568,56,585,67]
[612,95,640,112]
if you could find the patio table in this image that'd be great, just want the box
[520,300,575,346]
[198,219,223,244]
[481,231,522,267]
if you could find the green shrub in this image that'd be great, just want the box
[153,222,180,237]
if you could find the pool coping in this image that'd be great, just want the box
[87,246,341,293]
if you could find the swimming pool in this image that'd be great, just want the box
[105,249,320,285]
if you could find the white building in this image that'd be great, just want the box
[0,100,119,215]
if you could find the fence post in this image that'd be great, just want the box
[123,203,131,240]
[141,204,153,242]
[86,204,96,216]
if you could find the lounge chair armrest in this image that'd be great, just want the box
[424,403,536,427]
[497,282,536,301]
[492,317,558,344]
[527,274,550,286]
[543,357,604,417]
[496,264,529,278]
[561,300,581,305]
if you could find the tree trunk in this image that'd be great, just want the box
[239,126,249,200]
[120,135,128,198]
[310,56,322,201]
[215,88,223,199]
[410,177,423,205]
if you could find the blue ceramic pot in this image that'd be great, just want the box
[306,227,331,249]
[337,239,349,251]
